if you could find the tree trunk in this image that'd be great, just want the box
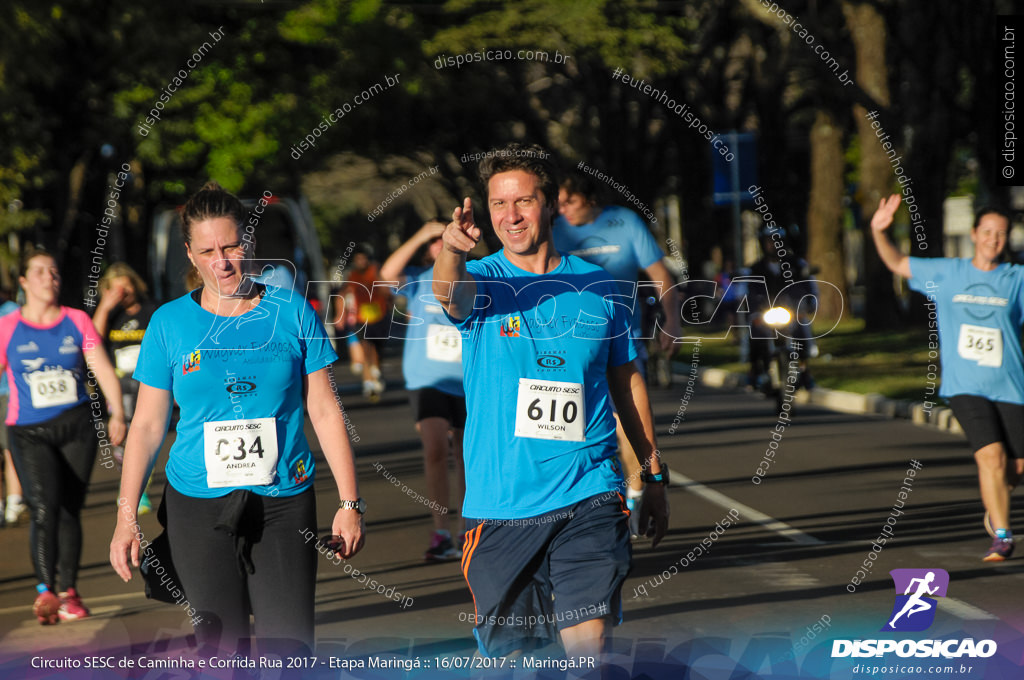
[806,110,847,322]
[843,0,899,329]
[57,155,88,261]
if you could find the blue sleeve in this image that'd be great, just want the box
[1015,266,1024,318]
[395,266,425,299]
[299,299,338,375]
[907,257,946,294]
[607,283,638,367]
[628,212,665,270]
[133,312,172,390]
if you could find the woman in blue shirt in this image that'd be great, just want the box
[109,182,364,652]
[872,194,1024,562]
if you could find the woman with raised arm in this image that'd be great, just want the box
[871,194,1024,561]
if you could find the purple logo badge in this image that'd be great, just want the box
[882,568,949,632]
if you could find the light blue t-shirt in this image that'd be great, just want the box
[448,252,636,520]
[394,266,464,396]
[134,286,338,498]
[909,257,1024,403]
[553,205,665,334]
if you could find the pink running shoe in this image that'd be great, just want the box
[983,538,1014,562]
[424,530,460,562]
[57,588,91,621]
[33,589,60,625]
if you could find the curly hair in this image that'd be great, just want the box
[478,143,559,210]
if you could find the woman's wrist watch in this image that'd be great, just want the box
[338,498,366,514]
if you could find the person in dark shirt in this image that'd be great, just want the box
[93,264,156,512]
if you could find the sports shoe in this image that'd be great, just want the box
[363,380,383,403]
[5,497,27,526]
[57,588,90,621]
[983,537,1014,562]
[33,589,60,625]
[424,531,460,562]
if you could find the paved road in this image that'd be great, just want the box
[0,352,1021,679]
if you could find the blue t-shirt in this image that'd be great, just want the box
[394,266,464,396]
[909,257,1024,403]
[448,252,636,519]
[134,286,338,498]
[553,205,665,333]
[0,307,101,425]
[0,301,20,397]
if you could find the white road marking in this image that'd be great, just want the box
[940,597,999,621]
[670,473,824,545]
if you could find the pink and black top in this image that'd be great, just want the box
[0,307,101,425]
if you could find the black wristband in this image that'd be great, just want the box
[641,464,669,485]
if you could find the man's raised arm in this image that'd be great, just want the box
[433,197,481,321]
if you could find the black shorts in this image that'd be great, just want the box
[358,319,391,348]
[460,493,631,656]
[411,388,467,428]
[949,395,1024,458]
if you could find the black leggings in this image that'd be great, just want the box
[165,484,318,654]
[8,404,97,592]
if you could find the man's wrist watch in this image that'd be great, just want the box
[641,464,669,485]
[339,498,366,514]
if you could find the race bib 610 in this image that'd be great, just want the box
[513,378,585,442]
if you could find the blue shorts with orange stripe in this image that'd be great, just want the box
[461,492,631,656]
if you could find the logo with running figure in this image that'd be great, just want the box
[182,350,202,375]
[499,315,520,338]
[292,459,308,484]
[882,568,949,632]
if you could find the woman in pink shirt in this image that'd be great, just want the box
[0,248,125,623]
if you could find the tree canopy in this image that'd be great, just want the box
[0,0,1010,324]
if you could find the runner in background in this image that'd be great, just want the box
[871,194,1024,561]
[0,289,26,526]
[380,220,466,561]
[554,170,680,536]
[344,245,390,401]
[0,247,125,623]
[330,268,367,377]
[93,263,156,513]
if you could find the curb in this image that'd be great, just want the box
[696,368,963,436]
